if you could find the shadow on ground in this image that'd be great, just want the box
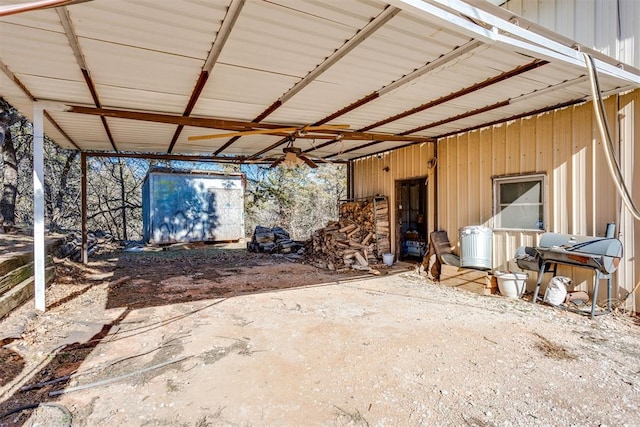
[1,244,396,425]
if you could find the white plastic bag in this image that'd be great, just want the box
[543,276,572,306]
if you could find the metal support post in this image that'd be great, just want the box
[81,152,88,264]
[33,103,45,311]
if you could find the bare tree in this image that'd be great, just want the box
[0,98,23,230]
[244,164,346,240]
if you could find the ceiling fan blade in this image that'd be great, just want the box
[190,127,301,141]
[298,155,319,168]
[188,124,350,141]
[313,156,334,164]
[269,157,285,168]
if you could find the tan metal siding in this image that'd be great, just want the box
[353,143,436,254]
[353,89,639,311]
[503,0,640,69]
[436,92,639,310]
[618,91,640,312]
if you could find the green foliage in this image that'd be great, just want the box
[244,163,346,240]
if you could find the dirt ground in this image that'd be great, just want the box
[1,242,640,426]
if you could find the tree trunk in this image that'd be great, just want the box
[52,150,78,229]
[0,126,18,228]
[118,158,128,240]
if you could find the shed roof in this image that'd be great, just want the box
[1,0,639,162]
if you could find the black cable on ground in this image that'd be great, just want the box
[0,402,72,426]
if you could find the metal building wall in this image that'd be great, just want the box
[503,0,640,69]
[142,171,245,244]
[352,143,436,255]
[437,92,638,312]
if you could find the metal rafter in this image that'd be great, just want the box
[167,0,245,153]
[57,6,117,151]
[67,105,433,143]
[0,0,90,17]
[341,95,586,161]
[253,40,483,160]
[350,140,428,161]
[219,4,401,156]
[312,58,547,158]
[66,106,294,130]
[400,100,510,135]
[359,59,548,132]
[434,98,584,140]
[0,59,80,150]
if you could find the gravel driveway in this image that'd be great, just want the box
[1,263,639,426]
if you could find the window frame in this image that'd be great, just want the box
[492,173,547,232]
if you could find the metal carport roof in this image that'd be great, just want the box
[2,0,640,163]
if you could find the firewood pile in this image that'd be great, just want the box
[305,196,391,273]
[246,226,304,254]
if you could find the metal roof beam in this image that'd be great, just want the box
[359,59,547,132]
[85,151,250,163]
[432,0,640,83]
[203,0,244,75]
[167,0,245,153]
[330,77,596,158]
[403,75,601,136]
[311,39,483,127]
[67,106,432,143]
[66,105,292,130]
[377,40,483,97]
[279,5,400,105]
[465,0,640,78]
[390,0,640,85]
[298,40,483,156]
[57,6,117,151]
[0,0,89,17]
[401,100,509,135]
[0,60,80,150]
[247,132,433,162]
[220,4,400,156]
[350,141,428,161]
[435,98,584,139]
[0,60,36,101]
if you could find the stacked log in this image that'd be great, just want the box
[371,197,390,256]
[247,226,303,254]
[306,220,380,272]
[306,196,391,272]
[338,196,390,256]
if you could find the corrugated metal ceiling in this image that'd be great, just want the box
[1,0,639,163]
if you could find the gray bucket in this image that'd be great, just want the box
[459,226,493,270]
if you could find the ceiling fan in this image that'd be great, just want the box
[270,140,318,169]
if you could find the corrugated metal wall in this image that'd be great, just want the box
[353,90,639,312]
[352,143,436,255]
[617,90,640,313]
[503,0,640,69]
[439,92,638,310]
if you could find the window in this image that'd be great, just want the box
[493,173,546,231]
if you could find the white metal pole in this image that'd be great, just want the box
[33,103,45,312]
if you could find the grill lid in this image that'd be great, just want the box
[516,233,623,275]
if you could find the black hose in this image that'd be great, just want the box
[0,402,72,426]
